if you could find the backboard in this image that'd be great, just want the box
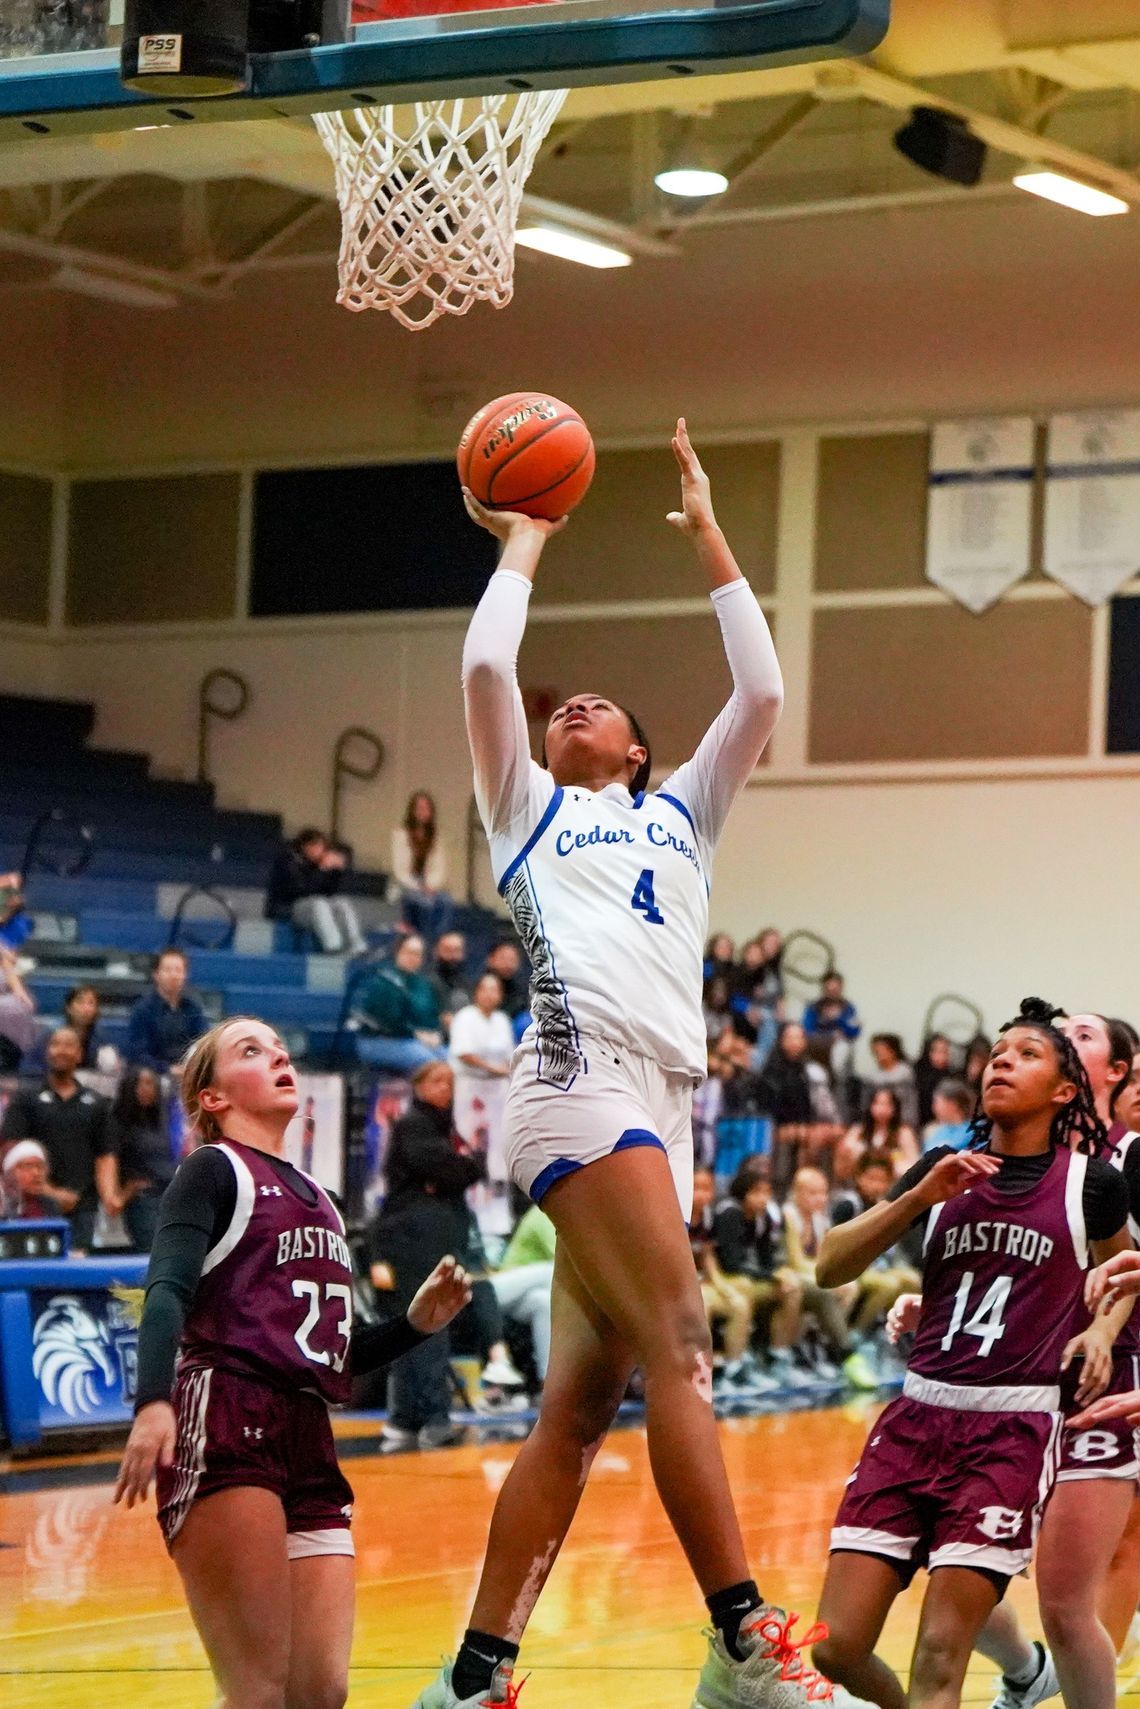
[0,0,888,142]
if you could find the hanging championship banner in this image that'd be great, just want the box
[926,417,1035,613]
[1044,410,1140,605]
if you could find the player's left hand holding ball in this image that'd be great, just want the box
[407,1255,473,1335]
[113,1401,177,1508]
[1085,1248,1140,1312]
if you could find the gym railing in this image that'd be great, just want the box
[330,726,384,847]
[20,806,95,883]
[166,884,238,953]
[197,668,250,787]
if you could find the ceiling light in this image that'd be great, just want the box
[654,166,729,199]
[515,227,632,269]
[51,266,180,309]
[893,106,986,187]
[1012,166,1129,217]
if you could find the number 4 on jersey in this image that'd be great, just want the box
[631,868,665,925]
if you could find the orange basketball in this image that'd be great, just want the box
[457,391,595,521]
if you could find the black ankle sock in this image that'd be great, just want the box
[706,1581,764,1662]
[452,1630,520,1701]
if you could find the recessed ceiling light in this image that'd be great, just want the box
[515,227,632,269]
[654,167,729,198]
[1012,167,1129,217]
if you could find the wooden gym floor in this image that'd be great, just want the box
[3,1400,1140,1708]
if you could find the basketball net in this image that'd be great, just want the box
[314,92,568,331]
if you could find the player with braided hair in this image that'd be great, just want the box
[809,998,1131,1709]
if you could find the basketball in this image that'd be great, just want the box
[457,392,596,520]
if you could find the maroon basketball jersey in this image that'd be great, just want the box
[1072,1123,1140,1359]
[909,1148,1087,1398]
[178,1141,354,1405]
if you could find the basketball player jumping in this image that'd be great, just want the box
[811,999,1131,1709]
[115,1017,472,1709]
[412,420,830,1709]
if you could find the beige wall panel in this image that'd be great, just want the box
[534,442,779,605]
[0,473,52,623]
[67,475,240,625]
[0,632,58,696]
[810,602,1091,762]
[518,611,771,771]
[815,433,929,592]
[0,297,65,468]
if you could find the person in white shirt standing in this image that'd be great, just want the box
[412,422,831,1709]
[450,971,516,1230]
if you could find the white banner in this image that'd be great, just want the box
[283,1073,345,1197]
[926,417,1035,613]
[1044,410,1140,605]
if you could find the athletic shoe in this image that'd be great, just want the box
[410,1659,523,1707]
[692,1605,833,1706]
[380,1423,418,1453]
[767,1350,819,1391]
[481,1357,526,1387]
[827,1690,876,1708]
[418,1421,466,1449]
[986,1641,1060,1709]
[841,1350,880,1392]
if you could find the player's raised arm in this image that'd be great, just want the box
[460,493,565,840]
[661,420,783,846]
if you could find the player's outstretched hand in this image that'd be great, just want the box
[1061,1323,1115,1405]
[916,1149,1001,1207]
[886,1292,922,1345]
[667,418,717,538]
[1068,1388,1140,1432]
[1086,1249,1140,1313]
[114,1401,177,1509]
[461,488,567,543]
[407,1256,473,1336]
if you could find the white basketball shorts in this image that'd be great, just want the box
[504,1034,695,1217]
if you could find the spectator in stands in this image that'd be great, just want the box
[720,1031,775,1119]
[831,1153,922,1336]
[266,826,367,957]
[0,1026,116,1251]
[0,870,32,954]
[702,974,733,1044]
[351,934,446,1076]
[390,791,453,943]
[729,933,784,1065]
[62,983,119,1075]
[125,949,208,1077]
[367,1060,484,1448]
[922,1077,976,1152]
[110,1066,176,1252]
[762,1020,843,1190]
[492,1204,556,1385]
[703,932,737,983]
[781,1166,873,1385]
[0,945,38,1072]
[429,930,471,1033]
[689,1164,752,1383]
[0,1140,65,1219]
[712,1160,804,1388]
[483,939,528,1021]
[803,970,861,1050]
[913,1031,954,1128]
[449,972,513,1156]
[864,1031,919,1128]
[692,1042,733,1169]
[835,1086,919,1182]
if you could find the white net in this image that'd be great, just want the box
[313,91,568,331]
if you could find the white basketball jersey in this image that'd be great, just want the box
[496,780,710,1086]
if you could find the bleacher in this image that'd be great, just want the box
[3,691,497,1066]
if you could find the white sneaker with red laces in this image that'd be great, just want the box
[692,1606,834,1708]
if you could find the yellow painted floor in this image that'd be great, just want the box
[3,1401,1140,1707]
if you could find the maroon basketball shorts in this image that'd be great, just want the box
[831,1389,1063,1587]
[1057,1351,1140,1484]
[156,1365,355,1556]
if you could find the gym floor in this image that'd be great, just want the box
[3,1403,1138,1708]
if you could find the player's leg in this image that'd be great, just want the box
[812,1552,906,1708]
[173,1486,292,1709]
[974,1599,1054,1698]
[910,1567,1001,1709]
[1099,1489,1140,1652]
[284,1553,356,1709]
[1035,1476,1133,1709]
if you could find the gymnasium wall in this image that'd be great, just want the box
[4,191,1140,1047]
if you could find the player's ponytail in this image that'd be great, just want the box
[179,1016,261,1145]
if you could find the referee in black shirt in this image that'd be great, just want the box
[0,1026,117,1251]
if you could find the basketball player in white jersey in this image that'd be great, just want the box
[412,422,832,1709]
